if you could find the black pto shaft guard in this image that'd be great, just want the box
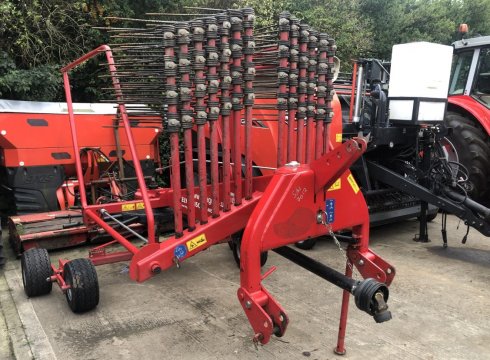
[353,278,391,323]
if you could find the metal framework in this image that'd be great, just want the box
[34,7,396,355]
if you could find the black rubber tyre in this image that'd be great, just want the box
[417,209,439,223]
[443,112,490,204]
[231,233,268,268]
[294,238,317,250]
[426,211,438,222]
[21,248,52,297]
[63,258,99,313]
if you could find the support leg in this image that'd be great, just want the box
[335,261,352,355]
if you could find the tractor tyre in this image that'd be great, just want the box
[443,112,490,204]
[231,233,268,268]
[294,238,317,250]
[21,248,53,297]
[63,258,99,313]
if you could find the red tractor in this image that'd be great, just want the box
[443,27,490,205]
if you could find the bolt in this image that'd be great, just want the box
[245,300,252,309]
[279,314,284,322]
[358,259,364,266]
[263,321,268,328]
[386,268,392,274]
[316,211,324,224]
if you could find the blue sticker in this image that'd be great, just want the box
[325,199,335,224]
[174,245,187,259]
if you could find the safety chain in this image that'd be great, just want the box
[322,211,355,275]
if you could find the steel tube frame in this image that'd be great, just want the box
[165,30,184,237]
[193,21,209,223]
[179,25,196,231]
[305,35,318,164]
[296,25,308,163]
[243,12,255,200]
[287,18,299,163]
[352,63,364,123]
[335,262,353,355]
[219,16,232,212]
[231,16,244,205]
[348,62,358,123]
[206,18,221,217]
[61,45,155,244]
[277,14,290,167]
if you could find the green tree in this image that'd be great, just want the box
[359,0,490,60]
[459,0,490,38]
[0,0,172,101]
[293,0,374,65]
[242,0,374,68]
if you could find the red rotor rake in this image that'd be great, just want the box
[20,8,395,355]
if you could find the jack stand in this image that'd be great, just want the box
[414,201,430,242]
[441,212,448,248]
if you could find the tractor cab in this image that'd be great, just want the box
[450,34,490,108]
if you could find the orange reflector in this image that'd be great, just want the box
[459,23,468,34]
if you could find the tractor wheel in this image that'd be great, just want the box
[231,233,268,268]
[63,258,99,313]
[294,238,317,250]
[443,112,490,204]
[21,248,53,297]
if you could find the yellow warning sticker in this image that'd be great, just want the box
[122,203,136,211]
[347,174,360,194]
[336,133,342,143]
[186,234,207,252]
[327,178,341,191]
[136,202,145,210]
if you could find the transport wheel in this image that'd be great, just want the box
[231,232,268,268]
[21,248,53,297]
[294,238,317,250]
[443,112,490,204]
[63,258,99,313]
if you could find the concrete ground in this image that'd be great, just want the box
[0,214,489,360]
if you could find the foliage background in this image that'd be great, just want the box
[1,0,489,102]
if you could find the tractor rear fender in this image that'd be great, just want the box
[448,95,490,135]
